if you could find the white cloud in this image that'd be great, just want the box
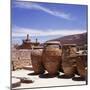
[13,2,73,20]
[12,26,86,37]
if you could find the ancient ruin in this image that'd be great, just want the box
[16,34,40,49]
[12,35,87,89]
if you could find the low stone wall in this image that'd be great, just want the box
[12,49,32,70]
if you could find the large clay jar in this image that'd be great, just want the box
[42,41,62,76]
[76,55,87,79]
[31,47,45,74]
[62,44,77,77]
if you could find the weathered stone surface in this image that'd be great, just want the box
[12,78,21,88]
[12,49,32,70]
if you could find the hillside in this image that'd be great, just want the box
[49,32,87,45]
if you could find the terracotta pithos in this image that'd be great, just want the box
[62,44,77,77]
[76,55,87,78]
[42,41,62,76]
[31,47,45,74]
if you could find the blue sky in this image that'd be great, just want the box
[12,1,87,44]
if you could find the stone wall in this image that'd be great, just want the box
[12,49,32,70]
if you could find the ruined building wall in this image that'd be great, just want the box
[12,49,32,70]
